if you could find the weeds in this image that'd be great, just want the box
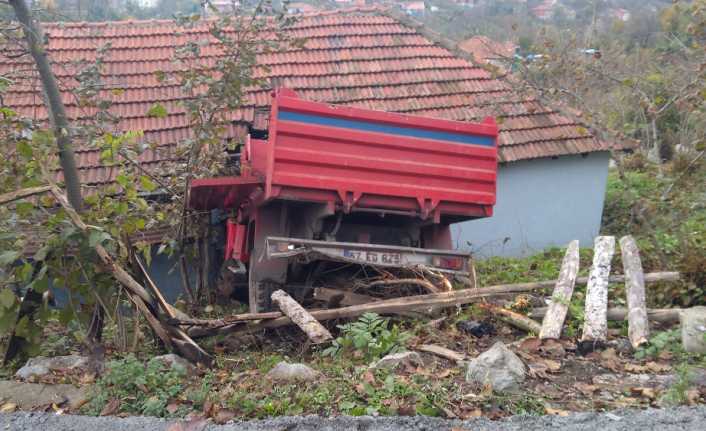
[84,355,186,417]
[634,329,682,360]
[323,313,411,362]
[659,363,694,406]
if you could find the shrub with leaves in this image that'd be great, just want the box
[323,313,411,362]
[84,355,186,417]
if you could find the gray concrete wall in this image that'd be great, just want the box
[451,152,611,257]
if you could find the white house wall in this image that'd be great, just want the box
[451,152,611,257]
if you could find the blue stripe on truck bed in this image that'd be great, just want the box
[278,110,496,147]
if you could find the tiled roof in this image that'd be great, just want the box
[1,7,618,191]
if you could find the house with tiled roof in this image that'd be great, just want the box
[1,7,623,267]
[459,36,517,68]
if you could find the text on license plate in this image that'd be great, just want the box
[343,250,401,265]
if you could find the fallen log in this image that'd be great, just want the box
[530,307,681,324]
[539,240,579,340]
[620,235,649,349]
[416,344,466,362]
[271,290,333,344]
[45,176,212,366]
[480,303,542,334]
[185,271,683,338]
[581,236,615,345]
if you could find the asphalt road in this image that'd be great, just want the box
[1,406,705,431]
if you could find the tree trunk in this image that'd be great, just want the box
[581,236,616,345]
[10,0,83,211]
[540,240,580,340]
[620,235,649,348]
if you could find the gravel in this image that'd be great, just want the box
[1,406,705,431]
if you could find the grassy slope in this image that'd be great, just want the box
[476,155,705,307]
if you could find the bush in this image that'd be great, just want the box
[601,159,705,307]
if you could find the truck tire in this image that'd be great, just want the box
[252,280,280,312]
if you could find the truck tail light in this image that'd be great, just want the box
[432,256,464,270]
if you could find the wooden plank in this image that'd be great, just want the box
[581,236,616,344]
[271,289,333,344]
[539,240,580,340]
[620,235,649,348]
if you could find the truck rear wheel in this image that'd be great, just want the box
[251,280,279,313]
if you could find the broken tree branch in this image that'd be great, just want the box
[620,235,649,349]
[0,185,51,206]
[540,240,580,340]
[416,344,466,362]
[271,289,333,344]
[581,236,616,345]
[43,171,212,366]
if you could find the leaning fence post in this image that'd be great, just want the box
[581,236,615,348]
[539,240,580,340]
[620,235,649,349]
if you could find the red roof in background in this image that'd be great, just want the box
[459,36,516,64]
[1,7,615,191]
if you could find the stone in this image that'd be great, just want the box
[465,341,526,391]
[266,362,321,382]
[153,354,196,374]
[369,351,423,370]
[0,381,88,410]
[680,307,706,354]
[15,355,89,380]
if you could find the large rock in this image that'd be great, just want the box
[266,362,321,382]
[0,381,88,410]
[369,351,423,371]
[465,342,526,391]
[15,355,89,380]
[680,307,706,354]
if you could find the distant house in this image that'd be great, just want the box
[531,0,557,20]
[1,7,628,299]
[402,1,426,16]
[459,36,517,68]
[205,0,242,14]
[287,2,319,14]
[611,8,631,22]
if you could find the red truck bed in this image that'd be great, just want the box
[190,89,498,223]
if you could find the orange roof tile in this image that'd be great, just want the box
[1,7,618,190]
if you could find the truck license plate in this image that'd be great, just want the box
[343,249,401,265]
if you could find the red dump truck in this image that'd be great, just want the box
[189,89,498,312]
